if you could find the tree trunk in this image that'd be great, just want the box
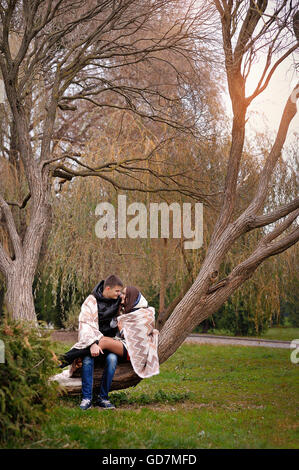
[51,362,141,396]
[158,238,168,315]
[1,166,52,323]
[4,262,36,322]
[157,275,193,331]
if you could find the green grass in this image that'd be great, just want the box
[200,327,299,342]
[261,327,299,342]
[8,341,298,449]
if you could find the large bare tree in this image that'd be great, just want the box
[0,0,213,322]
[0,1,298,392]
[158,0,299,362]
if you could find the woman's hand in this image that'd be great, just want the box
[90,342,104,357]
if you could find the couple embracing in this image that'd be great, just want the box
[59,275,160,410]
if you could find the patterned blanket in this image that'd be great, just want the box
[72,294,103,349]
[119,307,160,379]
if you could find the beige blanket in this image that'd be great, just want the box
[72,294,103,349]
[118,307,160,379]
[66,295,159,379]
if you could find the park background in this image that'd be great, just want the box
[0,0,298,450]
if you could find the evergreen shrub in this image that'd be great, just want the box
[0,319,61,446]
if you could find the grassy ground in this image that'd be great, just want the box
[11,341,299,449]
[261,327,299,342]
[201,327,299,342]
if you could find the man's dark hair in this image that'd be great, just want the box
[104,274,123,289]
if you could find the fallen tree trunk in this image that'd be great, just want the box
[50,362,141,395]
[50,329,142,395]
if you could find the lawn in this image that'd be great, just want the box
[200,327,299,342]
[261,327,299,342]
[11,341,299,449]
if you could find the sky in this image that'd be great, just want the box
[1,39,298,152]
[223,54,298,153]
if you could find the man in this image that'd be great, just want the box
[73,274,123,410]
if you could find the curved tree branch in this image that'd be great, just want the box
[246,43,299,105]
[6,192,31,209]
[51,163,212,203]
[256,208,299,246]
[245,197,299,232]
[243,83,298,217]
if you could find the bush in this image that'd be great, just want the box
[0,319,61,447]
[196,297,269,337]
[280,296,299,328]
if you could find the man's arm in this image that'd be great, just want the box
[76,296,104,348]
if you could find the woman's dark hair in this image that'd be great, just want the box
[122,286,140,314]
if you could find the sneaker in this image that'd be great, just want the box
[79,398,92,410]
[96,398,116,409]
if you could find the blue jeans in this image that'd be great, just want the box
[81,352,118,401]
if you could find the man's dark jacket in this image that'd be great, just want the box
[58,280,121,368]
[91,280,121,337]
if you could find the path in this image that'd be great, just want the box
[184,333,292,349]
[51,330,293,349]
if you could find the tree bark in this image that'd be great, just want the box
[157,275,193,331]
[158,238,168,316]
[51,362,141,396]
[1,165,52,322]
[4,262,36,322]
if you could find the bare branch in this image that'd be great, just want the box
[243,82,298,217]
[51,163,211,203]
[234,0,268,68]
[6,192,31,209]
[231,225,299,284]
[245,197,299,231]
[42,136,174,170]
[256,208,299,246]
[246,43,299,104]
[206,217,299,298]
